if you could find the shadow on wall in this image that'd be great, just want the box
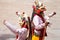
[0,34,15,40]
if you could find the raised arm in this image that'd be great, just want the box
[3,20,19,34]
[48,12,56,18]
[44,12,56,23]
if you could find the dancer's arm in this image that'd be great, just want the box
[3,20,20,34]
[44,12,56,23]
[48,12,56,18]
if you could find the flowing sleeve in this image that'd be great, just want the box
[16,28,28,40]
[4,21,20,34]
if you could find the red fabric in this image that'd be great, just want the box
[36,9,41,14]
[32,5,41,14]
[21,22,25,27]
[16,34,18,40]
[32,5,36,10]
[21,20,28,29]
[23,24,28,29]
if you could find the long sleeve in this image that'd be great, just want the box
[4,21,20,34]
[33,15,45,30]
[48,12,56,18]
[44,15,50,22]
[16,28,28,40]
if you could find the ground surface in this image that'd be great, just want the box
[0,0,60,40]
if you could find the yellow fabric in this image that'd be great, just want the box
[32,35,39,40]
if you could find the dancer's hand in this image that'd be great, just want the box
[53,12,56,15]
[45,22,50,27]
